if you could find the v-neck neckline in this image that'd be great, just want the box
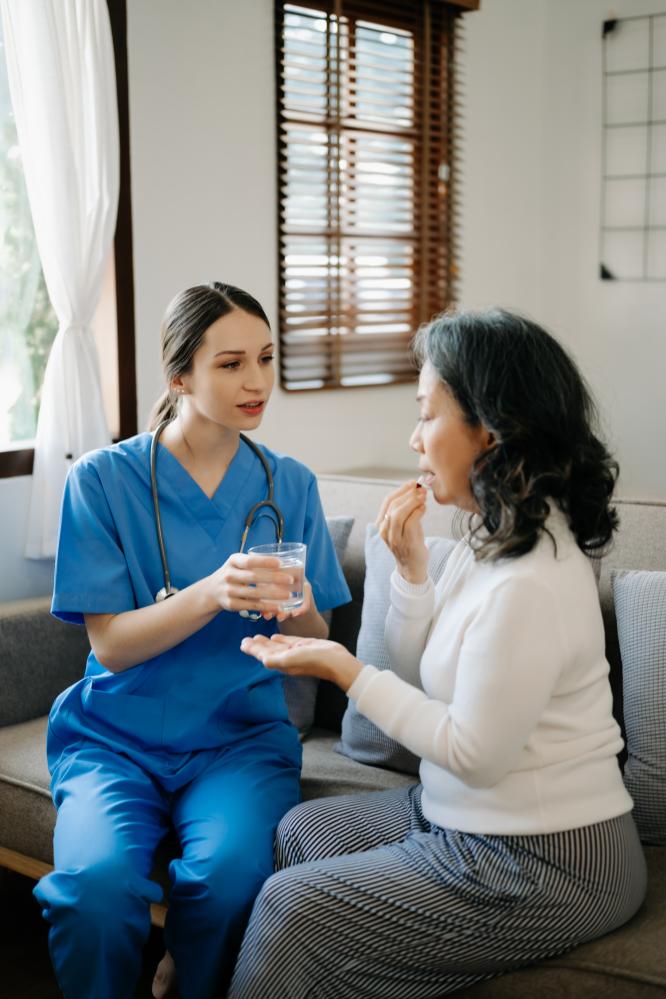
[157,436,240,502]
[154,435,259,541]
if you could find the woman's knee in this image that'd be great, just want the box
[274,799,324,869]
[35,856,155,927]
[252,867,312,938]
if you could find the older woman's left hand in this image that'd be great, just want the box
[240,633,363,692]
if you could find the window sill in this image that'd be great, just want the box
[0,448,34,478]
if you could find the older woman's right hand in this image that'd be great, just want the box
[376,481,429,584]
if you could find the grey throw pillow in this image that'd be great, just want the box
[612,569,666,845]
[283,516,354,739]
[335,524,457,774]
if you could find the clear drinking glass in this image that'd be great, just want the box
[247,542,307,611]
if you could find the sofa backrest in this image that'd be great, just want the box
[0,595,89,726]
[2,480,664,737]
[318,475,666,735]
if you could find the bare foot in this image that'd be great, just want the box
[152,950,177,998]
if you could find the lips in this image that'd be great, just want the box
[238,400,265,415]
[417,472,435,490]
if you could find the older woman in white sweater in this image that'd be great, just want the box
[229,309,646,999]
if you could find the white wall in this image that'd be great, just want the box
[0,476,54,602]
[459,0,548,315]
[127,0,420,476]
[2,0,664,602]
[462,0,666,500]
[539,0,666,500]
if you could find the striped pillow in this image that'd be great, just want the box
[612,569,666,845]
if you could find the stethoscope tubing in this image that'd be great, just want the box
[150,420,284,603]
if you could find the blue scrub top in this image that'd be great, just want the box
[48,433,351,782]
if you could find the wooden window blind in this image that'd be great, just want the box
[275,0,472,391]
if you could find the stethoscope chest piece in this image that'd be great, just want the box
[155,585,179,602]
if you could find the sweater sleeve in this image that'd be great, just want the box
[384,569,435,686]
[350,577,568,788]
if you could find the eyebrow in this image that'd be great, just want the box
[213,342,274,358]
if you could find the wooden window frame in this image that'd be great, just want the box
[0,0,137,479]
[275,0,478,392]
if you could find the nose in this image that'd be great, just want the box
[243,361,270,392]
[409,423,422,453]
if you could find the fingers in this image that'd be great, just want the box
[375,480,419,527]
[225,585,290,609]
[378,485,426,543]
[228,567,295,589]
[240,635,290,669]
[228,554,283,571]
[240,634,273,652]
[269,634,315,647]
[240,633,313,654]
[240,634,349,681]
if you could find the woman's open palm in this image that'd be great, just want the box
[240,633,362,691]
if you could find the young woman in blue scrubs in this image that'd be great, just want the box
[34,282,351,999]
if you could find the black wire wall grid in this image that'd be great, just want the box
[601,13,666,281]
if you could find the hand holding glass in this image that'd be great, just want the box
[247,542,307,611]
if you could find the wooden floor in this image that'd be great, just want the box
[0,869,166,998]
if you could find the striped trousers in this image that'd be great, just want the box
[228,784,646,999]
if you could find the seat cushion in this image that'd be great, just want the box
[301,728,415,799]
[457,845,666,996]
[0,716,53,865]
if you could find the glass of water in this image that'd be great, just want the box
[247,542,307,611]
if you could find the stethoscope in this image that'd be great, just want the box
[150,420,285,615]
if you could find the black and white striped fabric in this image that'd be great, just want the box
[613,568,666,845]
[228,786,646,999]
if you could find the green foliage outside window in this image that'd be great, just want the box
[1,30,58,446]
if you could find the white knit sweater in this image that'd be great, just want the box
[348,507,633,834]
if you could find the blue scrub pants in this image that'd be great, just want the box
[34,725,301,999]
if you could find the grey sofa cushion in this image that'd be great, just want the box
[282,516,354,738]
[335,525,456,774]
[0,598,89,727]
[301,728,415,800]
[613,569,666,846]
[0,716,54,865]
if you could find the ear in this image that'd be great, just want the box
[484,428,496,450]
[170,374,188,395]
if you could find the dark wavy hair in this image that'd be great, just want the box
[148,282,270,430]
[412,309,619,561]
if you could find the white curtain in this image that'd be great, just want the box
[0,0,119,558]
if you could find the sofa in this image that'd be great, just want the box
[1,473,665,997]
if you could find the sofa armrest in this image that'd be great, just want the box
[0,597,89,727]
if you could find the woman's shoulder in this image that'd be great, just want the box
[69,433,152,482]
[481,505,591,594]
